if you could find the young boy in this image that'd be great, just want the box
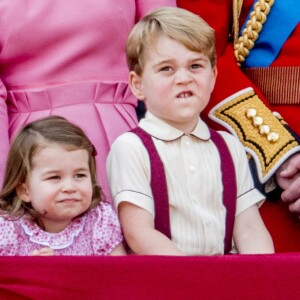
[106,7,274,255]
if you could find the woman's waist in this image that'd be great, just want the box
[7,81,136,112]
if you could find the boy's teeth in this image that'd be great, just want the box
[179,92,191,98]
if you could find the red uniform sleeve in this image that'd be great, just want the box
[178,0,300,185]
[178,0,300,253]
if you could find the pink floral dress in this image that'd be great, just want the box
[0,202,123,255]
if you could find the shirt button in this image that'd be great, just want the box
[206,221,211,227]
[185,141,191,146]
[189,166,196,172]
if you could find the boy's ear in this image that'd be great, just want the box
[209,66,218,92]
[16,183,31,203]
[129,71,145,100]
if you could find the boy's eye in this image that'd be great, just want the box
[160,66,172,72]
[191,64,201,69]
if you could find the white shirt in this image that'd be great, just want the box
[107,112,264,255]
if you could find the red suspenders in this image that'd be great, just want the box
[130,127,237,254]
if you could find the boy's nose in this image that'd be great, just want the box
[175,68,192,84]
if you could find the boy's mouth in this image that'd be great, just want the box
[177,91,193,98]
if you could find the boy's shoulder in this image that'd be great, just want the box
[212,130,247,159]
[113,128,143,142]
[111,127,149,149]
[108,127,151,163]
[214,130,243,147]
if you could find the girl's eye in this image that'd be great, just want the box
[47,176,60,180]
[75,173,87,178]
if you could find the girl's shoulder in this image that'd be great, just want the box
[87,202,123,255]
[0,214,19,229]
[0,215,20,255]
[87,201,119,225]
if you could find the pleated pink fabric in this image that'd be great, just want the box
[0,0,176,200]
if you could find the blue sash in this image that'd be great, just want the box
[240,0,300,67]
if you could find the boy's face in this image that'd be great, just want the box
[129,35,217,134]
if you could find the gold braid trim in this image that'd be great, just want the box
[233,0,244,44]
[208,88,300,183]
[233,0,275,66]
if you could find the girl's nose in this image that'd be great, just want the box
[61,178,76,193]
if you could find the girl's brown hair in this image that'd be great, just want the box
[0,116,103,225]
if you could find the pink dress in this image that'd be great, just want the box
[0,202,123,256]
[0,0,176,200]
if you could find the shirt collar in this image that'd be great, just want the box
[139,112,211,141]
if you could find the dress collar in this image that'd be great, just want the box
[21,214,87,249]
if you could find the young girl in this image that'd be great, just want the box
[0,116,125,256]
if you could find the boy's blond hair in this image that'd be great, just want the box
[126,7,216,75]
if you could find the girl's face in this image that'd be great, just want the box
[129,35,217,134]
[18,144,93,233]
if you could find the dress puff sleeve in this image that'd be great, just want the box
[92,202,124,256]
[0,216,19,256]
